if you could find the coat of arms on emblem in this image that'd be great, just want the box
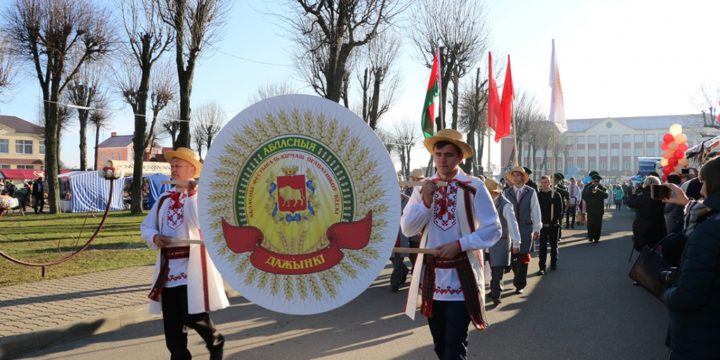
[277,166,306,213]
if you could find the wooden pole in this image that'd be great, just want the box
[512,103,519,166]
[393,247,439,255]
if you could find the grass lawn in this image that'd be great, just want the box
[0,210,155,287]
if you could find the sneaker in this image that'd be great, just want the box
[537,269,546,275]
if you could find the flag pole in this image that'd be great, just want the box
[512,102,519,167]
[438,46,445,131]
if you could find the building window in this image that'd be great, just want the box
[39,143,45,154]
[622,134,631,143]
[645,133,656,143]
[589,148,597,156]
[565,136,574,145]
[634,134,644,144]
[0,164,9,169]
[635,147,644,156]
[599,148,608,156]
[599,135,608,144]
[624,161,632,170]
[588,159,596,170]
[576,136,586,144]
[599,159,608,170]
[611,159,619,170]
[16,165,33,169]
[610,135,619,144]
[588,135,597,145]
[611,148,619,156]
[16,140,33,154]
[0,139,8,153]
[578,148,587,156]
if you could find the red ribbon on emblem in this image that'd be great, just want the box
[221,212,373,275]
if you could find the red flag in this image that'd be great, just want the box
[487,52,501,139]
[421,49,441,138]
[497,55,514,142]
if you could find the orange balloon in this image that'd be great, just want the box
[668,142,678,151]
[662,149,673,158]
[675,134,687,145]
[678,157,689,167]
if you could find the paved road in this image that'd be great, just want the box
[18,209,670,360]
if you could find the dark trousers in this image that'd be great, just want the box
[490,266,505,300]
[587,213,603,241]
[161,285,224,360]
[427,300,471,360]
[511,253,529,291]
[538,225,559,269]
[33,194,44,213]
[565,206,576,228]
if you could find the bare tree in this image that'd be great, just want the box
[90,97,111,170]
[160,103,181,147]
[692,84,720,132]
[249,81,296,104]
[512,90,542,166]
[389,120,421,180]
[525,120,553,174]
[411,0,490,130]
[66,66,104,170]
[357,31,400,130]
[118,0,174,214]
[192,102,225,158]
[3,0,113,213]
[290,0,405,103]
[158,0,231,148]
[0,37,17,100]
[458,67,489,175]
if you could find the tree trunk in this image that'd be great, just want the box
[451,75,459,130]
[94,124,100,170]
[45,87,60,214]
[176,77,192,148]
[78,109,89,170]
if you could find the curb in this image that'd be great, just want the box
[0,306,154,360]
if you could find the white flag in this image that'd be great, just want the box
[549,39,567,133]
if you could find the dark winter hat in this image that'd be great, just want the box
[553,173,564,181]
[591,174,602,181]
[588,170,599,178]
[523,167,533,175]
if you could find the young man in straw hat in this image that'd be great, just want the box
[141,147,229,360]
[502,167,541,293]
[484,178,522,305]
[401,129,501,359]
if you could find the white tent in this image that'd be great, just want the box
[59,171,127,212]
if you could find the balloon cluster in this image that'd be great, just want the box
[660,123,689,181]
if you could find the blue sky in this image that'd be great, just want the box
[2,0,719,170]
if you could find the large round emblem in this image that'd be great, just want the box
[199,95,400,314]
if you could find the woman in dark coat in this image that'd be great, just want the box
[662,156,720,359]
[626,176,666,251]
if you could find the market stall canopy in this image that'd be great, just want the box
[0,169,44,181]
[685,135,720,161]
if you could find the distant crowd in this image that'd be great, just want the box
[0,176,47,214]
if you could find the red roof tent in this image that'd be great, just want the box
[0,169,45,181]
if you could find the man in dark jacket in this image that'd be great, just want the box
[32,176,45,214]
[582,172,608,242]
[523,167,538,192]
[537,175,563,274]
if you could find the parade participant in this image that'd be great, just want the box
[537,175,563,274]
[552,173,569,242]
[401,129,501,360]
[523,167,538,192]
[582,172,608,243]
[484,179,521,305]
[140,147,228,360]
[31,176,45,214]
[391,169,424,292]
[626,176,666,251]
[565,177,581,229]
[502,167,541,293]
[612,184,624,210]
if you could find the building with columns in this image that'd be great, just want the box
[500,114,714,182]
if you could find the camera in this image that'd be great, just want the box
[650,184,671,200]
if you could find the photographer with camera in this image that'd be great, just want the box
[662,156,720,359]
[626,176,667,251]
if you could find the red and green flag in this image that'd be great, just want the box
[421,49,442,138]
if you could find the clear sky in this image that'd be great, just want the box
[2,0,718,170]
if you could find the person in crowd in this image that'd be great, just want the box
[582,172,608,243]
[401,129,501,360]
[31,176,45,214]
[576,181,586,226]
[140,147,228,360]
[391,169,423,292]
[662,156,720,359]
[4,180,16,197]
[565,177,581,229]
[503,166,541,294]
[523,167,538,192]
[681,167,703,200]
[664,174,684,234]
[613,184,624,210]
[622,181,632,207]
[15,183,30,212]
[537,175,563,274]
[552,173,568,242]
[484,179,521,305]
[626,176,666,251]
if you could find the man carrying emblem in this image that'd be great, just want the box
[141,147,229,360]
[401,129,501,360]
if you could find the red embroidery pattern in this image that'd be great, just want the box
[433,182,458,230]
[167,192,186,230]
[166,272,188,282]
[434,286,464,295]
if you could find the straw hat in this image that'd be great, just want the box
[505,166,529,184]
[423,129,474,159]
[484,178,503,194]
[409,169,425,180]
[165,147,202,178]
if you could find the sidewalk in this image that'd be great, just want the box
[0,266,156,360]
